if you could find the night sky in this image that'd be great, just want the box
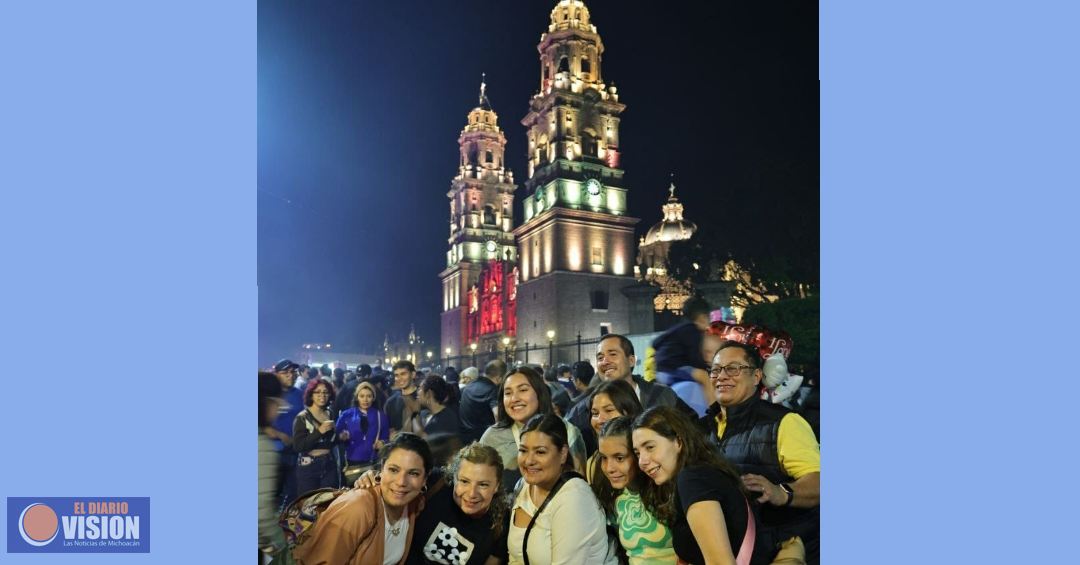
[257,0,818,366]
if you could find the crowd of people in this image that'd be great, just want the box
[258,309,820,565]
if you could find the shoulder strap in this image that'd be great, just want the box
[735,497,756,565]
[521,471,582,565]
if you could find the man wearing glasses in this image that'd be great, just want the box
[704,341,821,565]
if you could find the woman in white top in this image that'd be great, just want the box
[479,366,586,486]
[507,413,617,565]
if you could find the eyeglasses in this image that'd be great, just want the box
[710,364,753,378]
[313,390,330,395]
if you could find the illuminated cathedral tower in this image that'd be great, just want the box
[440,77,519,360]
[514,0,639,360]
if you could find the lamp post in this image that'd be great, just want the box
[470,342,478,367]
[502,336,511,363]
[426,350,433,368]
[445,347,452,369]
[546,329,555,367]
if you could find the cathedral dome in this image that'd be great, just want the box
[642,182,696,246]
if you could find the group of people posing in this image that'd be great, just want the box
[259,324,820,565]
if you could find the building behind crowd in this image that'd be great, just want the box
[438,0,733,366]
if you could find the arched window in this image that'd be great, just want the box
[558,57,569,74]
[581,58,591,74]
[483,205,496,225]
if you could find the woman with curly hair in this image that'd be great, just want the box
[409,442,508,564]
[293,379,341,494]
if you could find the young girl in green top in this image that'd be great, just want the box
[593,416,678,565]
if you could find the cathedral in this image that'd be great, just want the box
[440,0,714,363]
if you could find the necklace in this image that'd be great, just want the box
[384,502,407,536]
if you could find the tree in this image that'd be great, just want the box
[742,295,819,368]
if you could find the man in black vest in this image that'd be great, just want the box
[703,341,821,564]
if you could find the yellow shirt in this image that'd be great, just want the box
[716,411,820,479]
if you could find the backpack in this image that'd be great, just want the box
[273,473,448,563]
[278,487,353,549]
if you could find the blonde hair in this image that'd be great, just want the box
[354,382,377,406]
[448,442,507,537]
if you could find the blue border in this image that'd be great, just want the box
[0,1,254,562]
[3,0,1078,561]
[823,1,1079,562]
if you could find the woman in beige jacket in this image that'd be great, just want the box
[292,433,432,565]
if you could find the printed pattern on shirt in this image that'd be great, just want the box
[421,521,477,565]
[616,491,676,563]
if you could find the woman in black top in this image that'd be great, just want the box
[632,406,763,565]
[293,379,340,494]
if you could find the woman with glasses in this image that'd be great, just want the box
[336,381,389,486]
[293,379,340,494]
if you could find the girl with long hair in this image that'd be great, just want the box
[479,366,586,485]
[593,416,677,565]
[585,379,643,482]
[632,406,763,565]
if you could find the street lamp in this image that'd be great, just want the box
[546,330,555,367]
[470,342,478,367]
[426,351,433,368]
[502,336,511,363]
[445,347,452,368]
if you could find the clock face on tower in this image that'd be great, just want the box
[586,178,602,196]
[485,240,497,253]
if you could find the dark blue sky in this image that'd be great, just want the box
[257,0,817,366]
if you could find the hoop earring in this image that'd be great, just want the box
[374,473,382,483]
[420,485,428,494]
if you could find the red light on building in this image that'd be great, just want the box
[466,261,518,342]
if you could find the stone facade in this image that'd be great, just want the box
[440,78,518,359]
[514,271,633,365]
